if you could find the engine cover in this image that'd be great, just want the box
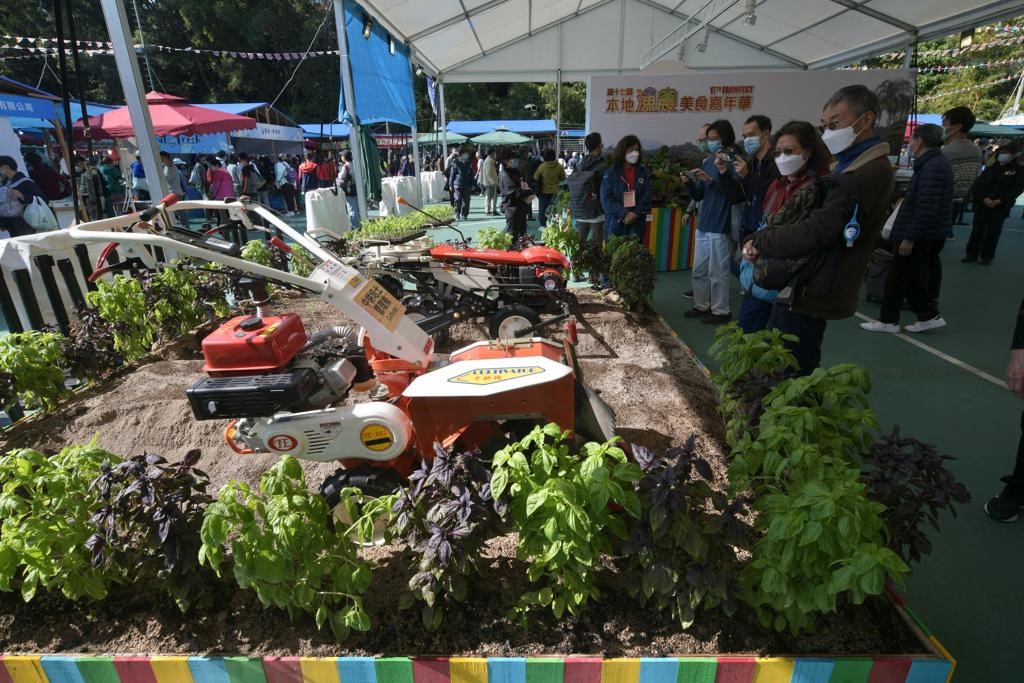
[187,368,318,420]
[202,314,308,376]
[234,402,413,463]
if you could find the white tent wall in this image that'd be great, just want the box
[357,0,1024,82]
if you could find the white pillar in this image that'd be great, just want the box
[100,0,166,199]
[555,68,562,156]
[334,0,368,221]
[409,55,423,206]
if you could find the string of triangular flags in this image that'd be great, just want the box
[879,33,1024,59]
[0,36,338,60]
[918,72,1020,101]
[916,56,1024,73]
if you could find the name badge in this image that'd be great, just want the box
[623,190,636,208]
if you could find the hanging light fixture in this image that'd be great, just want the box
[696,26,710,53]
[362,14,373,39]
[743,0,757,25]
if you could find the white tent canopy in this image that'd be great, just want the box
[357,0,1024,82]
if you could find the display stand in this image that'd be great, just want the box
[643,206,695,272]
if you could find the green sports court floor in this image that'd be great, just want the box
[448,195,1023,681]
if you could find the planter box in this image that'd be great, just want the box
[0,597,955,683]
[642,207,695,272]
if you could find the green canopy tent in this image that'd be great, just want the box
[470,126,532,145]
[417,130,468,145]
[968,122,1024,139]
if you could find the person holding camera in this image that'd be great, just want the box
[681,119,742,324]
[599,134,652,241]
[719,115,780,245]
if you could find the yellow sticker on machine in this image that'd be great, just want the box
[449,366,545,385]
[354,280,406,333]
[360,424,395,452]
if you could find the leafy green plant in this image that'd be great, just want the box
[0,331,67,411]
[541,216,580,276]
[346,205,453,245]
[199,456,390,638]
[87,449,213,611]
[621,437,750,628]
[392,444,505,629]
[861,427,971,565]
[241,239,274,268]
[575,237,610,286]
[144,265,205,339]
[0,442,121,601]
[190,262,235,319]
[491,423,641,620]
[475,227,514,250]
[86,275,153,362]
[608,236,656,313]
[741,470,909,635]
[290,245,317,278]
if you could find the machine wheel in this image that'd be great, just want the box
[319,466,403,544]
[488,304,542,341]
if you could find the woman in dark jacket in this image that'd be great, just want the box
[861,124,953,334]
[499,150,533,239]
[599,134,652,240]
[964,140,1024,264]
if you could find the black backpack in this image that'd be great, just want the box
[567,160,604,219]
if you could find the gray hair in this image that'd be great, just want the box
[913,123,943,149]
[826,84,880,118]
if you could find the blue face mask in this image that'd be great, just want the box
[743,136,761,155]
[707,139,722,154]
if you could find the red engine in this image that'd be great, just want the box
[201,314,308,377]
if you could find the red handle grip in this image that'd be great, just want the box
[269,236,292,254]
[88,242,120,282]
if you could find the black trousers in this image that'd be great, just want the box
[768,304,828,376]
[966,205,1010,261]
[1008,409,1024,494]
[279,183,298,213]
[504,206,528,239]
[880,240,942,324]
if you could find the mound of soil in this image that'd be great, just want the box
[0,292,926,657]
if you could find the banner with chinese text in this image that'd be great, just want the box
[587,70,914,154]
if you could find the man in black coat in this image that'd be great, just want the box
[984,296,1024,522]
[964,140,1024,265]
[861,124,953,334]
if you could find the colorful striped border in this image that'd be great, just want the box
[643,207,695,272]
[0,654,954,683]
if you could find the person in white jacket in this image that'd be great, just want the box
[481,150,499,216]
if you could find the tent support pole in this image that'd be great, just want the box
[100,0,167,198]
[439,77,449,171]
[334,0,368,222]
[409,56,423,206]
[555,68,562,157]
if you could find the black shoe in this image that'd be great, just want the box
[985,477,1024,522]
[979,258,992,265]
[683,307,710,319]
[683,290,694,299]
[701,313,732,324]
[961,256,977,263]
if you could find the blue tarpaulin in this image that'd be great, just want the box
[339,0,414,127]
[0,93,57,120]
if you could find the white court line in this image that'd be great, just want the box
[854,312,1007,390]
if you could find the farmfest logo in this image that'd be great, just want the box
[604,84,755,114]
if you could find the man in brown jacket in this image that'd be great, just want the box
[743,85,895,374]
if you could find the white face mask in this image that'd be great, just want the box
[822,114,865,155]
[625,151,640,164]
[775,152,807,177]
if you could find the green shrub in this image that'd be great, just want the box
[0,442,121,601]
[145,265,205,339]
[199,456,390,638]
[86,275,153,362]
[0,331,67,411]
[475,227,513,250]
[290,245,317,278]
[240,239,274,268]
[608,236,656,313]
[491,424,641,621]
[541,216,580,275]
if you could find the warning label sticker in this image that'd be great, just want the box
[360,424,395,452]
[354,280,406,333]
[448,366,545,385]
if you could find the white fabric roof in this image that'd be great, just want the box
[356,0,1024,82]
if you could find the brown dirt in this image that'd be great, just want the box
[0,291,926,657]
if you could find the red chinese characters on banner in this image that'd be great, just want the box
[603,84,755,114]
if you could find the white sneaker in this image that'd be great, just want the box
[904,316,946,333]
[860,320,900,334]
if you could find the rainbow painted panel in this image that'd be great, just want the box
[0,655,952,683]
[642,208,695,272]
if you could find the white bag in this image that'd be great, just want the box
[23,196,59,232]
[304,187,351,234]
[881,198,903,240]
